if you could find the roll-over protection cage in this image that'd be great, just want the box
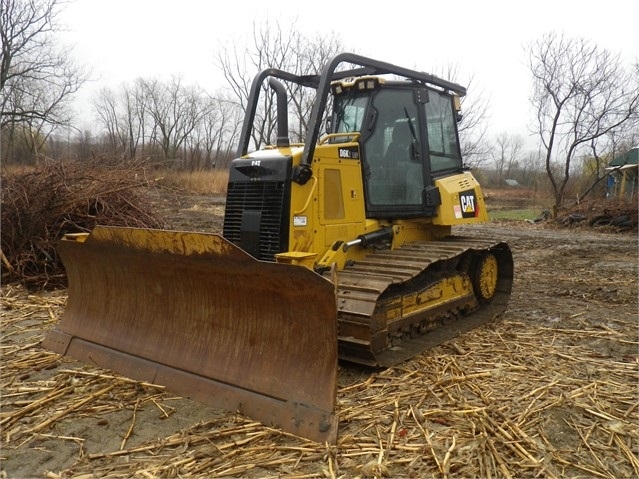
[236,52,467,186]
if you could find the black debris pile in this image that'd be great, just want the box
[552,198,638,232]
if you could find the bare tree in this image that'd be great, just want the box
[491,132,524,186]
[285,31,343,143]
[518,149,547,188]
[92,86,123,153]
[0,0,90,139]
[458,89,493,169]
[141,76,209,165]
[89,77,240,168]
[196,94,242,169]
[215,19,343,151]
[120,80,147,160]
[92,81,147,160]
[527,32,639,210]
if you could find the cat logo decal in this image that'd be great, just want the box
[459,190,478,218]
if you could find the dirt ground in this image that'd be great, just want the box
[1,193,638,478]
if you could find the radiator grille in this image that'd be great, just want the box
[223,181,289,261]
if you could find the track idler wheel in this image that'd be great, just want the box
[472,253,498,301]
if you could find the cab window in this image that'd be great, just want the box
[333,95,368,133]
[362,89,423,206]
[424,91,462,173]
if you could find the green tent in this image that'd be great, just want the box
[609,146,639,167]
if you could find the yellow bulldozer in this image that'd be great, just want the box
[43,53,513,444]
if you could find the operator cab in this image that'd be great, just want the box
[329,77,464,219]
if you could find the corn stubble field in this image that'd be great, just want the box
[1,180,638,478]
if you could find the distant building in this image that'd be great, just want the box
[606,147,638,199]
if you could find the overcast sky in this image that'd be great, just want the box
[58,0,638,148]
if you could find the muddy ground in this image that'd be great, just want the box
[1,193,638,478]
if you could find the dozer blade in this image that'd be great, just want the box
[43,226,338,443]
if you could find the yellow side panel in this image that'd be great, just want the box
[433,172,489,225]
[286,143,368,259]
[319,161,367,249]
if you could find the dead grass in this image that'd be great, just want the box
[484,187,540,201]
[157,169,229,195]
[0,164,36,175]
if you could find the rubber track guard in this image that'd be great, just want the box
[43,226,338,443]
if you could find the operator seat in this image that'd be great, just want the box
[385,125,412,162]
[383,124,423,204]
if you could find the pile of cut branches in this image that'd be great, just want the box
[1,158,168,290]
[559,198,638,230]
[532,198,638,232]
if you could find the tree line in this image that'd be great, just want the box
[88,77,240,170]
[2,0,638,208]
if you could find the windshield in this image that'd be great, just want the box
[332,94,368,133]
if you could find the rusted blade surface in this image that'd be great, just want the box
[43,226,338,443]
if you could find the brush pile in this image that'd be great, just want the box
[1,158,168,290]
[552,198,638,231]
